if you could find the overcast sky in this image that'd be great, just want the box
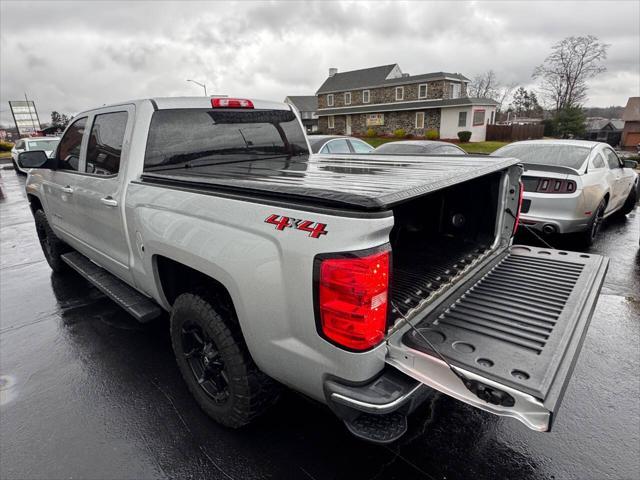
[1,0,639,126]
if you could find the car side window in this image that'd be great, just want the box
[15,140,23,150]
[604,149,622,169]
[86,111,128,175]
[325,139,350,154]
[350,139,373,153]
[57,117,87,171]
[591,153,606,169]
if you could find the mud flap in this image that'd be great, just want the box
[386,245,608,431]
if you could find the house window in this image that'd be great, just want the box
[449,83,461,99]
[395,87,404,101]
[415,112,425,129]
[362,90,370,103]
[328,115,335,129]
[344,92,351,105]
[418,84,428,99]
[327,94,334,107]
[458,111,467,127]
[473,109,485,126]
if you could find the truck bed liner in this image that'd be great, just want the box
[141,154,520,211]
[402,246,608,403]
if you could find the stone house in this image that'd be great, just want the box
[284,96,318,133]
[316,64,497,142]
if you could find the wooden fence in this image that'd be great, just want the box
[486,124,544,141]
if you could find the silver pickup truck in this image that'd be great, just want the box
[18,97,609,444]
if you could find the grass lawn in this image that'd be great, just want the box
[0,151,11,159]
[361,138,509,154]
[458,141,509,154]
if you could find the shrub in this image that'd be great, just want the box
[425,129,439,140]
[0,141,14,152]
[393,128,406,138]
[365,128,377,138]
[457,131,472,142]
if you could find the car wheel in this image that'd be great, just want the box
[579,198,606,247]
[619,184,638,216]
[34,209,72,272]
[170,292,280,428]
[11,158,24,175]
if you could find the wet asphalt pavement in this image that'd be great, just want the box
[1,168,639,480]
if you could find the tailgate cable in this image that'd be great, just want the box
[390,301,469,386]
[391,300,517,407]
[505,208,555,250]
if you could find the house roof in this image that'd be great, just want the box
[585,117,624,131]
[316,97,498,116]
[316,64,470,94]
[285,96,318,113]
[622,97,640,122]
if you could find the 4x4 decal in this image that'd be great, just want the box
[265,214,328,238]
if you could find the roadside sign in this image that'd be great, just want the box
[9,100,41,135]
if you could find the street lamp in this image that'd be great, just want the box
[186,79,207,96]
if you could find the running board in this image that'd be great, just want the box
[61,252,162,322]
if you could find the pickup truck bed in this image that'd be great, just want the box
[141,154,520,211]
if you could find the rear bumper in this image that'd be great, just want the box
[324,367,430,417]
[520,191,594,234]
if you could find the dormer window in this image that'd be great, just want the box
[327,94,334,107]
[344,92,351,105]
[395,87,404,101]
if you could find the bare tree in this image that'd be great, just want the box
[469,70,499,99]
[469,70,515,113]
[533,35,609,112]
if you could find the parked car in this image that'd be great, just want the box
[374,140,466,155]
[308,134,374,154]
[11,136,60,174]
[18,97,608,444]
[492,140,638,245]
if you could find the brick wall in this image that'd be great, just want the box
[317,80,467,109]
[318,109,442,136]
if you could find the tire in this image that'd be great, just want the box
[578,198,607,247]
[11,158,24,175]
[34,209,71,272]
[170,292,279,428]
[619,183,638,216]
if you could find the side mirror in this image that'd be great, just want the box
[623,159,638,169]
[17,150,56,170]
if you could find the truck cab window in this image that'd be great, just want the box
[57,117,87,171]
[86,111,128,175]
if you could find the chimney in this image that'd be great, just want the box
[328,67,338,77]
[402,73,410,77]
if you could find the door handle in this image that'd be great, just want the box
[61,186,74,194]
[100,196,118,207]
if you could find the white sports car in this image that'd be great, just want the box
[493,140,638,245]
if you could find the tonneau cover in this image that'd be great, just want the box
[141,154,520,211]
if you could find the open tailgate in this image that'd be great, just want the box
[386,245,608,431]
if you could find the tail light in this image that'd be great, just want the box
[211,98,254,109]
[524,177,577,194]
[513,181,524,235]
[315,248,390,351]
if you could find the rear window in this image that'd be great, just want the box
[494,144,591,170]
[375,143,427,154]
[144,109,308,171]
[27,139,58,150]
